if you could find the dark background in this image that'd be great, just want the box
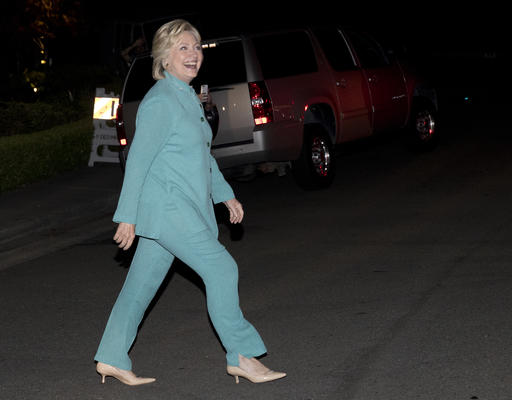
[1,1,509,106]
[3,2,508,63]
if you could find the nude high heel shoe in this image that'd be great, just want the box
[96,362,156,386]
[226,365,286,384]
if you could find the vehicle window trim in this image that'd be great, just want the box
[337,28,359,70]
[312,26,359,72]
[122,55,155,103]
[344,30,391,69]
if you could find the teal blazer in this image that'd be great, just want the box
[113,71,235,239]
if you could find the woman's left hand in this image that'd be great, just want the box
[223,198,244,224]
[198,93,211,104]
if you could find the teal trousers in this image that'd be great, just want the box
[94,228,266,370]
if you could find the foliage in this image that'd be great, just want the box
[3,61,121,101]
[0,118,93,192]
[42,64,123,102]
[26,0,80,39]
[25,0,81,65]
[0,63,121,136]
[0,100,86,137]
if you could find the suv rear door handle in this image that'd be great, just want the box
[336,79,347,88]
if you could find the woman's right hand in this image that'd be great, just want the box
[113,222,136,250]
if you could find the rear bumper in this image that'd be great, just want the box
[212,120,303,168]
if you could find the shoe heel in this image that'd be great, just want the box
[234,375,239,384]
[100,374,106,384]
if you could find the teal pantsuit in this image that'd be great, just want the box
[94,71,266,370]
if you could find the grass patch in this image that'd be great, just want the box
[0,118,94,192]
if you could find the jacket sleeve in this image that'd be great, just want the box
[113,95,174,224]
[210,153,235,204]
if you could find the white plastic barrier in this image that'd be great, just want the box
[88,88,120,167]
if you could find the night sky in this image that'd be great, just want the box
[79,1,509,87]
[3,1,508,63]
[82,1,507,53]
[1,0,509,99]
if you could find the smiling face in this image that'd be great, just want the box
[163,31,203,84]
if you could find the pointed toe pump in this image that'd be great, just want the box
[226,365,286,384]
[96,362,156,386]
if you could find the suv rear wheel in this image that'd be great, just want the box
[292,125,336,189]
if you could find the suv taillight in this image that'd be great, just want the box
[115,104,127,147]
[248,81,273,125]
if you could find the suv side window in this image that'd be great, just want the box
[345,31,389,69]
[196,40,247,87]
[123,56,154,102]
[252,31,318,79]
[313,27,356,71]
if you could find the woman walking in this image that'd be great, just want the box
[94,19,286,386]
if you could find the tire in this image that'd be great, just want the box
[406,99,439,152]
[292,125,336,189]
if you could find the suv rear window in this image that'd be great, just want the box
[252,31,318,79]
[195,39,247,88]
[122,56,154,103]
[122,40,247,102]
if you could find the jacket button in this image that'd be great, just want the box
[207,142,210,147]
[201,116,205,122]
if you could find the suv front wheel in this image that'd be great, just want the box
[406,99,438,152]
[292,125,336,189]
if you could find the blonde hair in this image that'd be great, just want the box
[151,19,201,80]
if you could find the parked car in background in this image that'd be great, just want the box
[116,26,438,189]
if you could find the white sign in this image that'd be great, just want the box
[93,96,119,120]
[88,88,121,166]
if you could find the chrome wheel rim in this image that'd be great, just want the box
[415,110,435,142]
[311,136,331,177]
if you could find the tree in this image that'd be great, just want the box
[25,0,81,66]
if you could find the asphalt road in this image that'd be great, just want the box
[1,107,511,400]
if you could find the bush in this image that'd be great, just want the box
[0,100,88,137]
[0,63,122,137]
[0,118,93,192]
